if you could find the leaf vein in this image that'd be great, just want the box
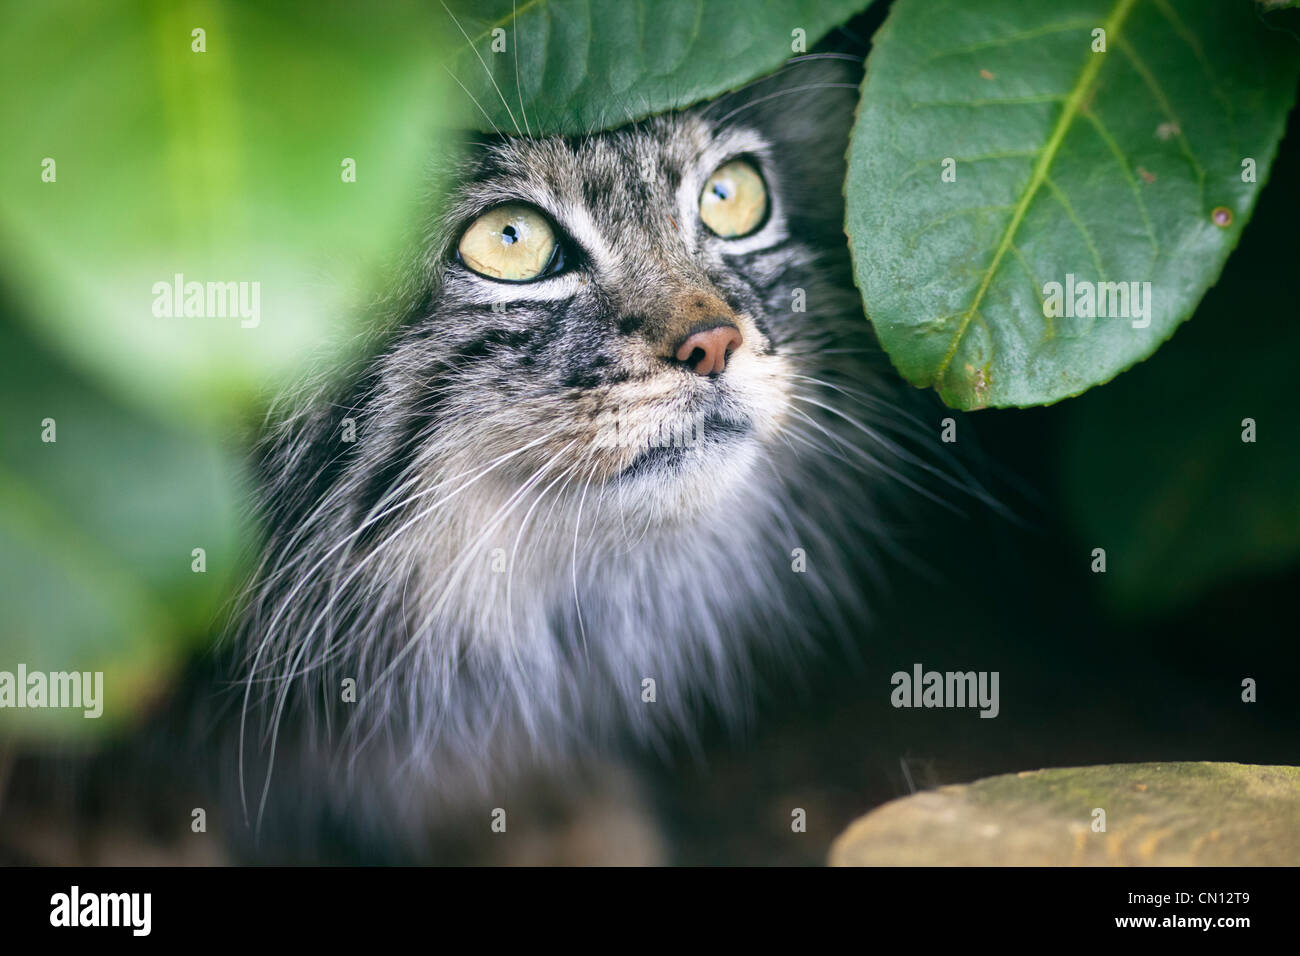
[933,0,1140,390]
[911,18,1099,72]
[909,93,1067,109]
[1081,109,1160,255]
[905,203,1018,247]
[1114,35,1207,199]
[1044,175,1107,280]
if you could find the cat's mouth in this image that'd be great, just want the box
[615,411,753,481]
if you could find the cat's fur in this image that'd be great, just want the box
[4,57,941,864]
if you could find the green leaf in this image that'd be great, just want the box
[0,1,453,428]
[846,0,1300,409]
[0,318,252,742]
[439,0,871,135]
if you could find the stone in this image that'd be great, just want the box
[829,762,1300,866]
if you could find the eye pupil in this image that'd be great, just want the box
[458,205,557,281]
[699,160,767,239]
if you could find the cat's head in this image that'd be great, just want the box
[348,59,867,529]
[242,58,896,779]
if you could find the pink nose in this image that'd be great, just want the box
[674,324,743,376]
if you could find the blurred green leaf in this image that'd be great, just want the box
[846,0,1300,409]
[0,318,251,741]
[441,0,871,135]
[0,0,453,428]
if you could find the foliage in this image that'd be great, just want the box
[1,0,1296,739]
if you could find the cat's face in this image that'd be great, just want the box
[433,119,788,519]
[241,60,880,805]
[390,64,864,526]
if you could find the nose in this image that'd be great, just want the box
[673,323,743,376]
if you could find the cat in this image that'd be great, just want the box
[2,55,953,864]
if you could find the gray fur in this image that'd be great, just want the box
[217,58,913,860]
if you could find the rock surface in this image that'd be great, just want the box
[829,762,1300,866]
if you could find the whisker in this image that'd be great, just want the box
[240,428,565,827]
[440,0,522,135]
[786,400,960,513]
[713,83,859,126]
[442,66,502,137]
[786,52,866,64]
[505,451,582,671]
[570,460,599,661]
[511,0,532,137]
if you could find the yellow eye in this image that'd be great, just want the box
[699,159,767,238]
[457,204,558,281]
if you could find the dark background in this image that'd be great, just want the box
[645,4,1300,866]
